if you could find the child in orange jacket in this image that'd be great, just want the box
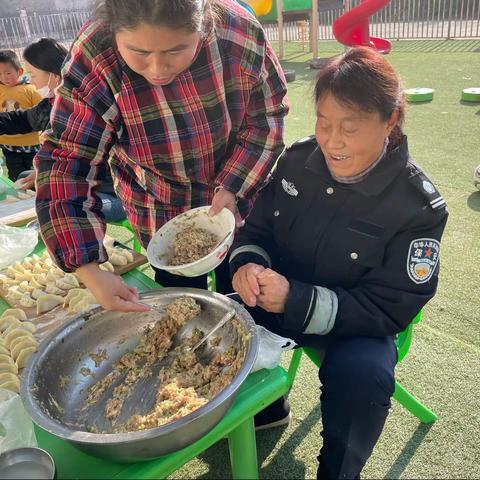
[0,50,41,181]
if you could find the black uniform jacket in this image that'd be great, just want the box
[229,136,448,337]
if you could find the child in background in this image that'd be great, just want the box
[0,50,42,181]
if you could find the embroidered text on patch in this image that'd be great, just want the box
[406,238,440,284]
[282,179,298,197]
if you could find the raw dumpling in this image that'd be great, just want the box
[34,274,47,286]
[14,272,33,283]
[0,377,20,393]
[63,288,85,307]
[69,297,95,314]
[4,328,31,349]
[21,322,36,333]
[0,362,17,374]
[55,279,75,291]
[29,277,44,289]
[9,332,34,352]
[0,354,14,365]
[45,283,65,295]
[22,257,35,269]
[66,290,90,308]
[0,345,9,355]
[117,247,134,263]
[11,338,38,361]
[0,316,20,332]
[20,294,36,308]
[99,261,114,272]
[0,372,18,384]
[3,320,24,335]
[68,291,96,313]
[6,263,23,278]
[31,288,47,300]
[6,286,24,301]
[0,274,9,284]
[46,269,63,283]
[16,346,36,369]
[0,277,16,287]
[63,273,79,287]
[0,309,27,321]
[19,281,35,293]
[109,253,128,266]
[36,294,64,315]
[31,254,42,264]
[33,264,48,275]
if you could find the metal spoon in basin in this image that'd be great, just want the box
[187,308,236,353]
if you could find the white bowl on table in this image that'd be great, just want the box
[146,206,235,277]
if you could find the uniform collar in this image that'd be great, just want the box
[305,136,410,197]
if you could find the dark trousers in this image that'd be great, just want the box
[152,256,232,294]
[242,303,397,480]
[2,149,36,181]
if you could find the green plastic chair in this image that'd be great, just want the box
[286,310,438,424]
[108,218,142,253]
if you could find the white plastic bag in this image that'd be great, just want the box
[252,325,296,372]
[0,388,37,454]
[0,225,38,270]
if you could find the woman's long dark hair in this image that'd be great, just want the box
[315,47,406,146]
[23,38,68,77]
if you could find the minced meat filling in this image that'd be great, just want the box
[84,297,247,433]
[169,226,219,265]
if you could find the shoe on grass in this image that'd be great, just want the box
[254,396,291,431]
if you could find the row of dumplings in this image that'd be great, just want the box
[0,309,38,393]
[0,246,132,314]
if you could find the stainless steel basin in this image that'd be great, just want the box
[20,288,258,462]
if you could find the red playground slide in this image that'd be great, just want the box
[333,0,392,54]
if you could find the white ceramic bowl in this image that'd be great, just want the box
[147,206,235,277]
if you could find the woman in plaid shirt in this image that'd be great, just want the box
[35,0,288,312]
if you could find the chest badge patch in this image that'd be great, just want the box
[423,180,436,194]
[407,238,440,284]
[281,179,298,197]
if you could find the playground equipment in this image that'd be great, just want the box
[404,88,435,103]
[242,0,274,17]
[333,0,392,53]
[462,87,480,103]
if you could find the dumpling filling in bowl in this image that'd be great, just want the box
[169,226,219,266]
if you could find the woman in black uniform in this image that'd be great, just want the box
[230,47,448,479]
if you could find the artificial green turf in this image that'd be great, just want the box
[108,39,480,479]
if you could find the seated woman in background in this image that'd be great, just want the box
[0,38,125,222]
[230,47,448,479]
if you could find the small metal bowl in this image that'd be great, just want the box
[0,447,55,479]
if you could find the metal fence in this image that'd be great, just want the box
[264,0,480,42]
[0,0,479,51]
[0,11,90,50]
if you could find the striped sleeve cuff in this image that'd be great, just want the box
[282,281,338,336]
[229,245,272,279]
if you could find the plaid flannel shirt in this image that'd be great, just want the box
[35,0,288,272]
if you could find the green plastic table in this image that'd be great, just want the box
[1,253,290,479]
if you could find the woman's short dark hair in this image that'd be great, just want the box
[23,38,68,77]
[314,47,406,145]
[94,0,219,35]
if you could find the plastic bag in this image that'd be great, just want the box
[0,388,37,454]
[252,325,296,372]
[0,225,38,270]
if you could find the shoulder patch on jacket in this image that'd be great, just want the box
[286,135,316,151]
[407,163,446,211]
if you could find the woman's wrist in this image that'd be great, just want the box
[75,262,102,282]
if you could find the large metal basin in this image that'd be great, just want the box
[20,288,258,462]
